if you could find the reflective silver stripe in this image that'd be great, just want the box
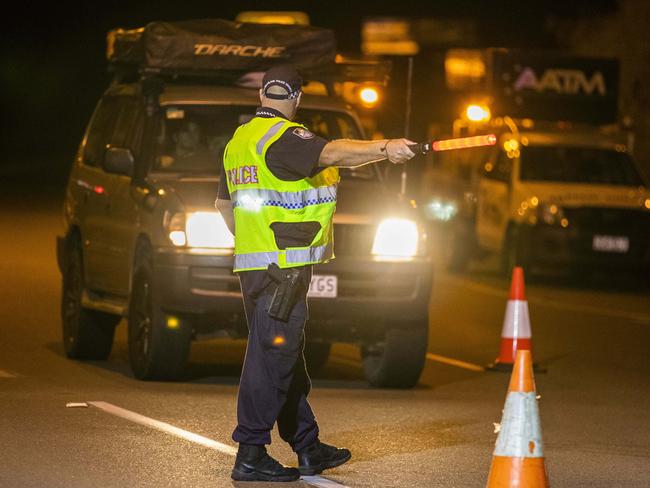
[286,244,331,264]
[234,251,278,270]
[232,185,337,210]
[256,121,286,155]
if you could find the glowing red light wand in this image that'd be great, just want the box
[408,134,497,154]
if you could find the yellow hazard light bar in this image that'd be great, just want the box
[236,11,310,26]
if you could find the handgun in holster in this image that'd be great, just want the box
[266,263,302,322]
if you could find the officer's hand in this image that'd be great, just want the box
[386,138,416,164]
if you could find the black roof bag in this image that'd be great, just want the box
[107,19,336,75]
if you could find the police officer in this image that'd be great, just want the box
[216,65,415,482]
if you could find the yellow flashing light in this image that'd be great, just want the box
[465,104,491,122]
[359,86,379,107]
[166,316,180,329]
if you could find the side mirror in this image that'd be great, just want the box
[104,145,134,176]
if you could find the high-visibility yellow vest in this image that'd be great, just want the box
[223,115,339,272]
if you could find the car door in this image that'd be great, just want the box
[101,96,146,296]
[77,95,121,291]
[476,148,514,251]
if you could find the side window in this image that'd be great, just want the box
[83,96,119,167]
[110,97,140,150]
[127,106,145,160]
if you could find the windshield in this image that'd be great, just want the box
[153,104,375,180]
[519,146,645,186]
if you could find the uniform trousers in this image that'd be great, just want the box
[232,267,319,451]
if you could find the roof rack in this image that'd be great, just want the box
[107,19,390,91]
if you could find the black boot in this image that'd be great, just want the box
[232,444,300,482]
[297,440,351,476]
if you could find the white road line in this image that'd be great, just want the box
[0,369,16,378]
[426,353,485,372]
[88,401,238,455]
[302,475,350,487]
[87,401,348,488]
[443,275,650,324]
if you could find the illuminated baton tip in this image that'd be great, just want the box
[431,134,499,152]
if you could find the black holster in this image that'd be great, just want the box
[266,263,302,322]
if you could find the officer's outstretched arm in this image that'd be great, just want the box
[318,138,415,168]
[215,198,235,235]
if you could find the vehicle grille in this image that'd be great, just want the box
[561,207,650,261]
[333,223,375,257]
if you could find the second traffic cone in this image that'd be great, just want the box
[486,350,549,488]
[488,267,532,371]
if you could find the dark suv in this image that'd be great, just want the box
[57,81,433,388]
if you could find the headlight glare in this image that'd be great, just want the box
[372,218,419,259]
[185,211,235,248]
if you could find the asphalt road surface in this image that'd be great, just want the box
[1,178,649,487]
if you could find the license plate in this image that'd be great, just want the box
[592,235,629,253]
[308,275,337,298]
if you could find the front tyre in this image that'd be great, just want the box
[361,326,428,388]
[128,254,191,381]
[61,239,119,360]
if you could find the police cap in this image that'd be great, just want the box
[262,65,303,100]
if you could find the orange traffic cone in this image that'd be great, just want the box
[486,350,549,487]
[488,267,532,371]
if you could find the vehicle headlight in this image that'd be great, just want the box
[165,211,234,249]
[371,218,419,260]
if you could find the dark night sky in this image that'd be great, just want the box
[1,0,618,173]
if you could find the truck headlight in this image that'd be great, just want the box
[166,211,234,249]
[371,218,419,260]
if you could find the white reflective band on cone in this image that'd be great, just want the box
[501,300,532,339]
[493,391,544,458]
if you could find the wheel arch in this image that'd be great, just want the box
[60,225,83,274]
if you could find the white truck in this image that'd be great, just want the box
[424,50,650,277]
